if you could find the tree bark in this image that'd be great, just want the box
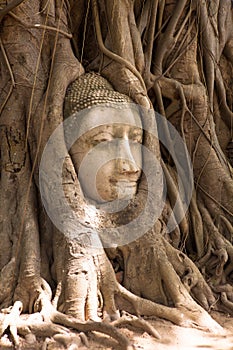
[0,0,232,348]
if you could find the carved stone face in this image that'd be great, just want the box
[70,106,143,203]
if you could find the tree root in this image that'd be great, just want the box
[116,283,222,333]
[112,311,161,339]
[4,282,221,350]
[0,0,24,22]
[1,294,161,350]
[92,0,147,95]
[0,301,22,325]
[0,289,223,350]
[0,301,23,346]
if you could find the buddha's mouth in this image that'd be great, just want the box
[117,180,137,184]
[113,180,138,199]
[110,178,139,186]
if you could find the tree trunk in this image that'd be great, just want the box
[0,0,232,348]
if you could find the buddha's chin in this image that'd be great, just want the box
[115,181,137,199]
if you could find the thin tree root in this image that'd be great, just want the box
[0,310,69,342]
[0,301,23,339]
[112,312,161,339]
[91,0,147,94]
[161,161,189,241]
[53,333,83,347]
[219,215,233,238]
[0,37,16,115]
[220,292,233,313]
[189,191,204,258]
[0,0,24,22]
[79,332,89,347]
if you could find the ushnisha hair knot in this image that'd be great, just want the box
[64,72,133,118]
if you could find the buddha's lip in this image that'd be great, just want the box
[110,179,138,185]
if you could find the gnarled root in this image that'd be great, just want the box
[116,283,222,334]
[0,291,158,350]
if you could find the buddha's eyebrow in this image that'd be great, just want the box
[91,130,113,138]
[131,128,143,136]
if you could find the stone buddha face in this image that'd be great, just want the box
[70,106,143,203]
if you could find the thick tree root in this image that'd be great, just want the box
[116,283,222,333]
[0,295,161,350]
[0,311,132,349]
[6,282,220,348]
[0,293,223,350]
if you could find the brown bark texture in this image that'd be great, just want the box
[0,0,233,348]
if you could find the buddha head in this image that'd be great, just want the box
[64,72,143,204]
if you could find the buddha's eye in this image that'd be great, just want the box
[129,128,143,143]
[131,134,143,143]
[91,133,113,146]
[135,136,142,143]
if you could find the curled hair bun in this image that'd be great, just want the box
[64,72,132,118]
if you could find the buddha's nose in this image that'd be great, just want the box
[116,139,141,174]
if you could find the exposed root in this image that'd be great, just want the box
[112,311,161,339]
[0,3,233,350]
[0,300,133,349]
[0,288,223,350]
[116,283,222,333]
[0,37,15,115]
[221,291,233,309]
[91,0,147,94]
[53,332,84,348]
[0,0,24,22]
[2,279,224,349]
[53,313,132,349]
[0,301,23,346]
